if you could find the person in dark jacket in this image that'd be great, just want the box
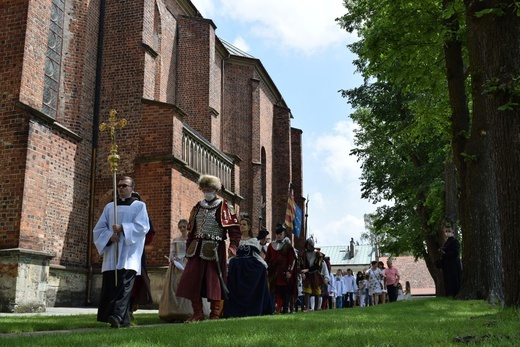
[439,223,462,297]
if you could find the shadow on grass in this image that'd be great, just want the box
[1,299,518,347]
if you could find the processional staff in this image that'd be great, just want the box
[99,109,127,286]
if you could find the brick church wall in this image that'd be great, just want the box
[291,127,305,249]
[220,60,283,232]
[256,83,277,230]
[153,1,178,104]
[222,64,255,216]
[0,0,30,249]
[2,0,97,263]
[177,16,219,144]
[1,0,304,310]
[94,0,146,180]
[1,0,101,310]
[272,105,292,226]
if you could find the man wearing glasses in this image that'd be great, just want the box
[93,176,150,328]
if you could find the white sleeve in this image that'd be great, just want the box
[121,202,150,245]
[93,204,113,255]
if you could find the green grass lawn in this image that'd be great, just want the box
[1,298,518,346]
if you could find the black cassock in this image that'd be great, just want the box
[441,236,462,297]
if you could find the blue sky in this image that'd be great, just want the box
[191,0,379,246]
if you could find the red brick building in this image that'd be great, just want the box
[0,0,305,312]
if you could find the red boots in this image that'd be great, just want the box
[186,299,221,322]
[186,299,204,322]
[209,300,221,319]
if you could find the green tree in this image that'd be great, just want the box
[344,80,447,294]
[442,0,504,303]
[337,0,506,303]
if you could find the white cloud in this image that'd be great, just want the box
[191,0,355,55]
[311,120,360,183]
[231,36,250,53]
[309,212,366,246]
[311,191,325,210]
[303,120,376,246]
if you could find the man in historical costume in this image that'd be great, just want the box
[265,224,296,314]
[257,227,270,259]
[176,175,241,322]
[299,237,329,311]
[93,176,150,328]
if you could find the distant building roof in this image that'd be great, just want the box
[318,244,376,267]
[219,38,256,59]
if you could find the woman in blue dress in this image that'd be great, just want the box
[224,217,273,318]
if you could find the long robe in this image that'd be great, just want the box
[441,236,462,297]
[93,199,150,274]
[224,238,273,318]
[93,198,150,323]
[158,238,195,321]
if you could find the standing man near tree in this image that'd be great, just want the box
[439,223,462,297]
[93,176,150,328]
[385,259,400,302]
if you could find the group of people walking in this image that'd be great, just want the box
[304,260,412,311]
[92,173,334,325]
[92,174,459,327]
[93,174,275,326]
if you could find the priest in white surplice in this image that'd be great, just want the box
[93,176,150,328]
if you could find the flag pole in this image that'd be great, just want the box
[99,109,127,286]
[305,194,309,240]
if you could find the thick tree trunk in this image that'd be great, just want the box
[443,0,503,302]
[465,0,520,307]
[416,199,445,296]
[460,145,502,302]
[423,232,446,296]
[444,162,458,225]
[461,0,505,304]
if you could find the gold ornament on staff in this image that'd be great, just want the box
[99,109,127,286]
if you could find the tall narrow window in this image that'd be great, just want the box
[153,4,161,100]
[42,0,65,118]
